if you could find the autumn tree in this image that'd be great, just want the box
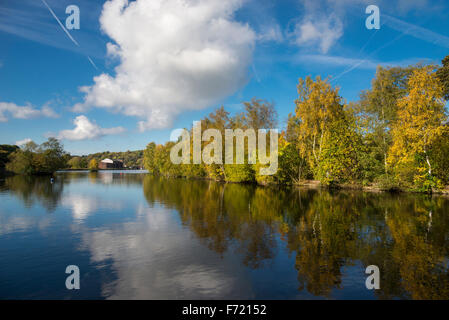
[220,99,277,183]
[143,142,158,174]
[202,106,230,180]
[295,76,343,174]
[88,158,99,171]
[283,113,311,182]
[242,98,277,130]
[294,76,362,184]
[388,66,448,191]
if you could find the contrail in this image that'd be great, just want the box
[357,28,380,55]
[251,63,261,83]
[329,29,381,83]
[87,56,99,70]
[41,0,100,71]
[41,0,79,47]
[331,31,406,83]
[383,14,449,49]
[330,14,447,83]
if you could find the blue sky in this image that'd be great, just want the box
[1,0,448,155]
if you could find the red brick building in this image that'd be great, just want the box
[99,158,124,169]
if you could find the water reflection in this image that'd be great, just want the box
[0,172,448,299]
[142,176,449,299]
[0,175,64,211]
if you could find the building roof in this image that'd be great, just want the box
[101,158,124,164]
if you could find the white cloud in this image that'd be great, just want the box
[62,194,123,221]
[257,24,284,43]
[0,212,53,236]
[56,115,125,141]
[41,103,60,118]
[0,102,58,122]
[74,206,252,299]
[15,138,33,146]
[289,0,442,54]
[290,13,343,54]
[73,0,255,131]
[286,0,347,54]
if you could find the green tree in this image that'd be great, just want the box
[0,144,20,174]
[6,148,34,175]
[359,66,417,175]
[436,55,449,101]
[43,138,66,168]
[6,138,66,175]
[429,130,449,185]
[317,115,364,185]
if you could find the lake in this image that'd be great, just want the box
[1,171,449,299]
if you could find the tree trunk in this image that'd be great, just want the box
[221,164,227,181]
[382,104,388,174]
[312,135,317,162]
[425,150,432,176]
[297,157,304,183]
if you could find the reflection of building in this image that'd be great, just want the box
[99,158,124,169]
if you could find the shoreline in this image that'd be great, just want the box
[2,170,448,195]
[141,174,449,196]
[294,180,449,195]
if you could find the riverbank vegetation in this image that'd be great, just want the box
[2,57,448,192]
[5,138,68,175]
[144,57,449,193]
[0,144,19,176]
[1,142,144,175]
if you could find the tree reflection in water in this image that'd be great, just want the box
[2,173,448,299]
[143,175,449,299]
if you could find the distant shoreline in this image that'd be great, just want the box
[56,168,147,172]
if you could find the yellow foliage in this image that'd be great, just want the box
[388,66,447,190]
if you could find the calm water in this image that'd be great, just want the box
[1,171,449,300]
